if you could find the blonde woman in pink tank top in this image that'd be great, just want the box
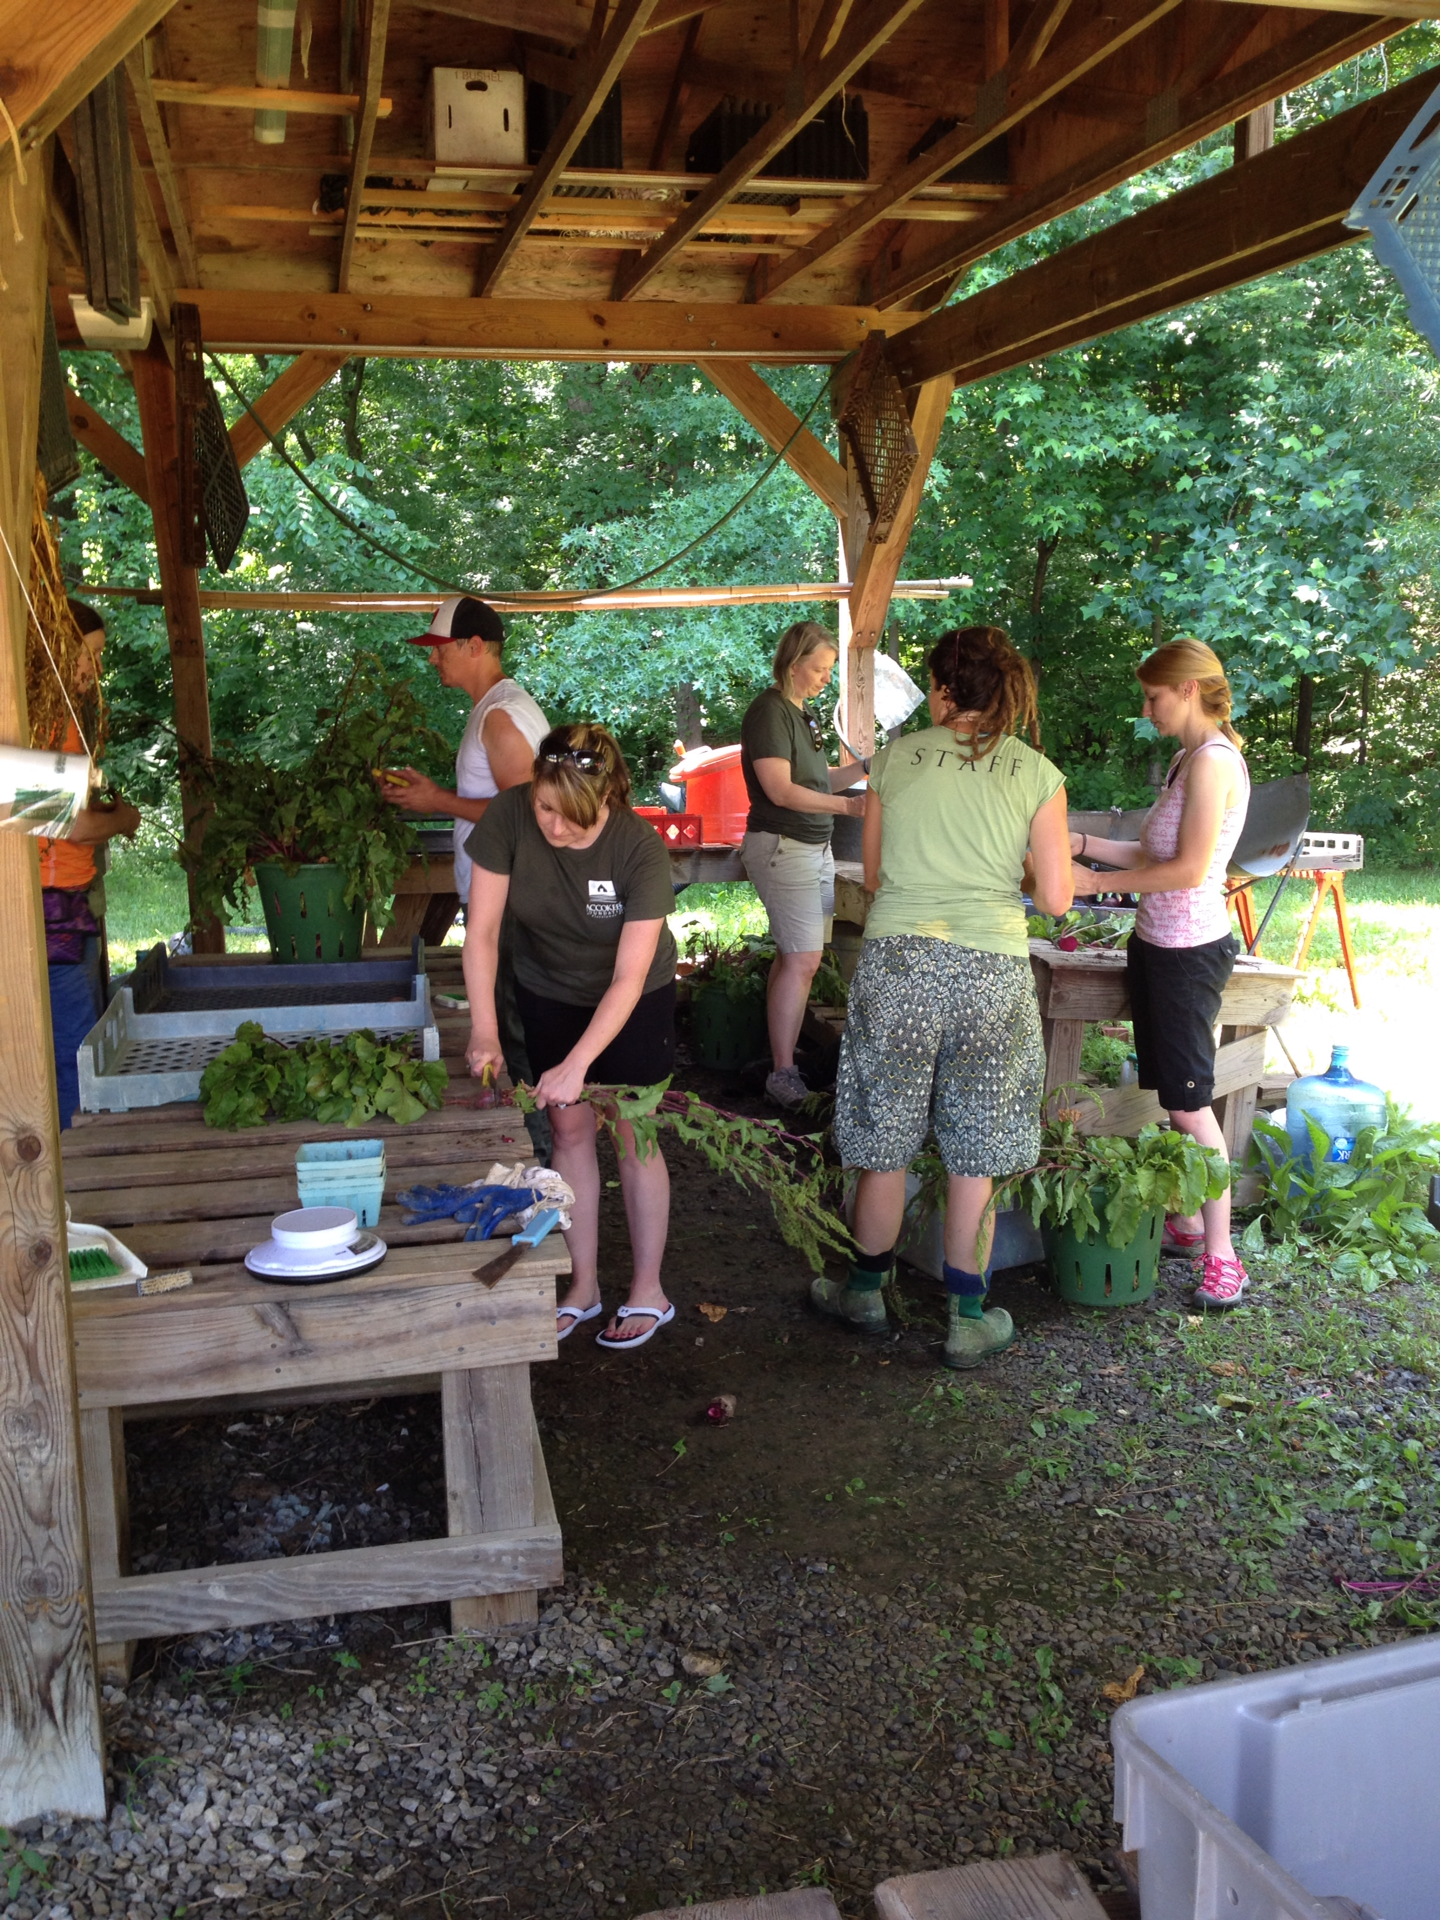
[1069,640,1252,1311]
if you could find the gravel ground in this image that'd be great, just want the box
[9,1070,1436,1920]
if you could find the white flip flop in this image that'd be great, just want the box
[557,1300,603,1341]
[595,1302,676,1351]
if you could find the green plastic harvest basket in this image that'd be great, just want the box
[1043,1189,1163,1309]
[689,982,768,1071]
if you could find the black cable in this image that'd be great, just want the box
[207,354,838,608]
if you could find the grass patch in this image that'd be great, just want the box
[1244,866,1440,981]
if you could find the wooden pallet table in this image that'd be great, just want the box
[63,950,566,1680]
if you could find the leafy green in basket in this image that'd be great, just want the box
[200,1022,448,1129]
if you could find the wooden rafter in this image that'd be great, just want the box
[124,42,200,287]
[0,0,175,175]
[128,131,176,328]
[873,9,1400,310]
[337,0,393,295]
[419,0,720,38]
[147,82,393,116]
[474,0,662,297]
[1008,0,1073,73]
[887,65,1440,392]
[611,0,930,301]
[64,391,151,501]
[757,0,1183,303]
[147,290,903,361]
[648,11,707,171]
[697,361,848,517]
[227,351,352,468]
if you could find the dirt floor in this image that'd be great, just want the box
[9,1058,1431,1920]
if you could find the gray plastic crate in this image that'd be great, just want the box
[127,938,424,1015]
[1113,1636,1440,1919]
[78,973,439,1112]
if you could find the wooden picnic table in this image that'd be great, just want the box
[63,944,566,1679]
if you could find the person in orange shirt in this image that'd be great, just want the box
[40,600,141,1125]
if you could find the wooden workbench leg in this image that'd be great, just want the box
[443,1363,538,1635]
[79,1408,137,1685]
[1042,1017,1086,1100]
[1214,1024,1264,1163]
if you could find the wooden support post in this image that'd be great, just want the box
[1214,1023,1264,1161]
[0,156,107,1823]
[442,1363,540,1633]
[79,1409,136,1684]
[1042,1017,1086,1098]
[132,337,223,954]
[835,429,872,761]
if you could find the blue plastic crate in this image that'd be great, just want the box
[1346,79,1440,358]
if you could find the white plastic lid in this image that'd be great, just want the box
[271,1206,358,1252]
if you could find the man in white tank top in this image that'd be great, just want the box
[386,595,549,901]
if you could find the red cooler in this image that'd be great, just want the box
[668,744,749,845]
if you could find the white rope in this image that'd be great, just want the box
[0,94,27,295]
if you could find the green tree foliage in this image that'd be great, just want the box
[52,27,1440,862]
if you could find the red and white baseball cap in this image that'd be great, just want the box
[404,595,505,648]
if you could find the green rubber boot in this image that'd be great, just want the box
[942,1300,1014,1369]
[810,1266,890,1333]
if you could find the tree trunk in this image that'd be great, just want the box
[340,357,368,467]
[1358,663,1370,768]
[674,681,703,750]
[1029,531,1059,647]
[1294,673,1315,769]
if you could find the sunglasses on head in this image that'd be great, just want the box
[542,746,606,773]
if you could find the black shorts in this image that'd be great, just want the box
[514,978,676,1087]
[1125,930,1237,1113]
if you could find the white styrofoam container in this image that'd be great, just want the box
[1113,1636,1440,1920]
[425,67,525,167]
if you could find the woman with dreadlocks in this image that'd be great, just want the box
[821,626,1073,1367]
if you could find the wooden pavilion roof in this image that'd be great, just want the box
[40,0,1418,359]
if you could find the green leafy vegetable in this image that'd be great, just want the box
[181,650,451,934]
[1242,1101,1440,1291]
[200,1021,448,1129]
[683,931,848,1009]
[515,1077,854,1272]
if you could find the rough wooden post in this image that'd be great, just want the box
[0,152,107,1823]
[132,335,224,953]
[442,1363,538,1634]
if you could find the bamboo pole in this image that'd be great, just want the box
[79,577,970,615]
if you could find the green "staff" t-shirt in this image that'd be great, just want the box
[864,727,1065,958]
[469,786,678,1005]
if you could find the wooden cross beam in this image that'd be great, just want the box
[64,391,150,502]
[872,10,1401,311]
[610,0,930,301]
[227,351,352,468]
[0,0,176,176]
[474,0,662,297]
[697,361,848,518]
[757,0,1183,302]
[887,63,1440,392]
[134,290,897,362]
[124,41,200,288]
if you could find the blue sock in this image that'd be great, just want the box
[943,1262,990,1321]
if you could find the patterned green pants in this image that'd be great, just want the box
[834,935,1045,1178]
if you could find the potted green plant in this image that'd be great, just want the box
[682,932,848,1071]
[182,651,450,960]
[995,1099,1229,1308]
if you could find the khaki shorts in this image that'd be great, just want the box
[741,831,835,954]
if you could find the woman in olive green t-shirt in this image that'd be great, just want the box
[739,620,865,1112]
[820,627,1073,1369]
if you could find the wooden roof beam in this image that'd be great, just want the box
[887,63,1440,391]
[64,390,150,502]
[227,351,352,468]
[0,0,175,177]
[698,361,848,517]
[611,0,930,301]
[124,41,200,288]
[147,82,393,116]
[873,9,1401,309]
[756,0,1183,303]
[418,0,722,42]
[338,0,393,294]
[147,289,898,361]
[475,0,662,296]
[648,11,706,170]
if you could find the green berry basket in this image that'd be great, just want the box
[1042,1185,1163,1308]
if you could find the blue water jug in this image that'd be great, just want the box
[1285,1044,1387,1166]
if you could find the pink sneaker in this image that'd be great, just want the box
[1193,1255,1249,1309]
[1162,1219,1205,1256]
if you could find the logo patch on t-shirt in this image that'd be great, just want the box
[587,878,622,919]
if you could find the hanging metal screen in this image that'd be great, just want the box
[37,301,81,495]
[835,333,917,543]
[195,385,250,573]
